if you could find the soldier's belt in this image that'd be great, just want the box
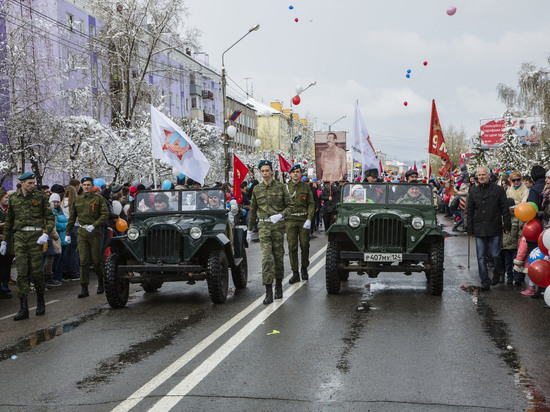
[258,218,284,223]
[291,212,307,216]
[20,226,42,232]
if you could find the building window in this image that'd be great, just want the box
[68,52,77,70]
[66,13,74,31]
[186,98,189,112]
[91,60,98,88]
[169,92,173,109]
[90,24,96,36]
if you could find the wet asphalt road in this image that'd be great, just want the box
[1,215,550,411]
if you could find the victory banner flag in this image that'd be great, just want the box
[278,154,292,173]
[233,154,250,204]
[151,105,210,185]
[429,99,451,176]
[351,100,378,179]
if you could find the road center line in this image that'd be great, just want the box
[113,245,327,412]
[0,300,59,321]
[148,255,326,411]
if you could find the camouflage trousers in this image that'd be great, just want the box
[14,231,45,297]
[77,227,104,285]
[285,220,310,271]
[258,220,286,285]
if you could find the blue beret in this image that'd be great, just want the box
[81,177,93,184]
[258,160,272,169]
[18,172,35,181]
[289,164,302,173]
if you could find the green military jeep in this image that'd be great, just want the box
[104,188,248,308]
[325,182,445,295]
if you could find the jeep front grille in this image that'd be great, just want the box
[366,216,405,251]
[147,228,180,260]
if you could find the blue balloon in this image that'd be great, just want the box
[507,171,511,175]
[289,5,294,9]
[407,69,411,73]
[178,173,185,180]
[406,74,410,78]
[243,210,247,216]
[313,178,317,182]
[529,247,546,265]
[162,179,172,190]
[93,178,105,188]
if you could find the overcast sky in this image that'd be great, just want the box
[184,0,550,164]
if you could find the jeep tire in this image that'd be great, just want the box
[207,249,229,303]
[428,241,444,295]
[231,248,248,289]
[326,240,341,294]
[105,253,130,308]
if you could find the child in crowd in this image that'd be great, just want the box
[514,235,535,295]
[501,198,520,284]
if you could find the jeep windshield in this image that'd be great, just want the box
[342,183,433,205]
[134,189,226,214]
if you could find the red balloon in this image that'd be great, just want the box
[292,95,301,105]
[403,101,408,106]
[423,61,428,66]
[523,219,543,241]
[422,164,426,168]
[438,168,444,176]
[295,18,298,22]
[528,259,550,288]
[291,159,295,163]
[303,160,307,164]
[225,193,231,201]
[539,230,549,255]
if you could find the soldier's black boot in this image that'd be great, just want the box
[274,279,283,299]
[263,284,273,305]
[78,284,89,298]
[97,278,104,294]
[14,298,29,321]
[289,270,300,284]
[301,266,309,281]
[36,294,45,316]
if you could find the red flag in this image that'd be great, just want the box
[413,161,417,171]
[429,100,451,176]
[233,154,250,204]
[379,159,383,175]
[278,154,292,173]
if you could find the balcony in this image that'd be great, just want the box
[202,90,214,100]
[190,84,202,96]
[204,113,215,124]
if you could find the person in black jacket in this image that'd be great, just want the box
[319,181,340,231]
[466,166,511,290]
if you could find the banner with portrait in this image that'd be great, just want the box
[480,116,541,149]
[314,131,347,182]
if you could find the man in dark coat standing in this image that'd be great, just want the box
[466,166,511,290]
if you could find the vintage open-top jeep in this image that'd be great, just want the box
[325,182,445,295]
[104,188,248,308]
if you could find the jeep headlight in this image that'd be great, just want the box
[411,216,424,230]
[190,226,202,240]
[348,215,361,228]
[127,227,139,241]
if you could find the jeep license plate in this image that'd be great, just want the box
[364,253,402,262]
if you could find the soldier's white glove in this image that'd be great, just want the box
[65,236,71,244]
[86,225,95,233]
[303,219,311,229]
[0,241,6,256]
[246,231,252,244]
[270,214,283,224]
[37,233,49,245]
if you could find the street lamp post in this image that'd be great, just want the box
[328,114,346,131]
[289,81,316,159]
[222,24,260,183]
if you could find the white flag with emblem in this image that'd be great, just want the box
[151,105,210,184]
[351,100,378,179]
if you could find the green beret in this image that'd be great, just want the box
[81,177,93,184]
[289,164,302,173]
[18,172,35,181]
[258,160,272,169]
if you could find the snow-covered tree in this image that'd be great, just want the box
[493,118,527,174]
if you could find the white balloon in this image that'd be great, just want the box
[543,229,550,254]
[227,125,237,138]
[123,204,131,214]
[112,200,122,215]
[254,139,261,148]
[545,287,550,306]
[307,168,314,179]
[296,84,304,94]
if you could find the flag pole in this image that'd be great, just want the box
[152,148,158,190]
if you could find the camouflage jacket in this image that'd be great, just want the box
[67,192,109,232]
[3,188,55,244]
[248,179,293,230]
[286,181,314,222]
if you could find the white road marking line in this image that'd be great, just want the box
[0,300,59,321]
[113,245,327,412]
[148,256,326,412]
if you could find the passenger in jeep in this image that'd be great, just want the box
[396,185,430,205]
[154,193,170,211]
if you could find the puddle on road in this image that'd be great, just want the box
[0,310,106,361]
[336,297,371,374]
[77,310,205,392]
[462,287,549,411]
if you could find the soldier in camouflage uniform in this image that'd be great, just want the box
[0,172,55,320]
[286,164,315,284]
[247,160,293,304]
[66,177,109,298]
